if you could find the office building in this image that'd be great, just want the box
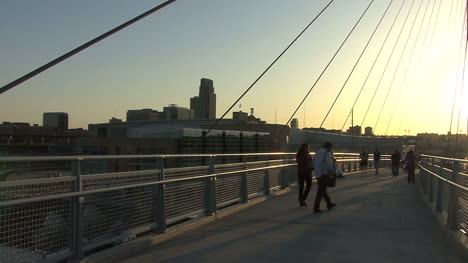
[43,112,68,130]
[346,125,362,136]
[365,126,373,136]
[198,78,216,119]
[291,118,299,129]
[233,111,248,121]
[163,104,194,120]
[190,96,199,118]
[127,109,164,122]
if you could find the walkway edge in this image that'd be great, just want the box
[82,187,291,263]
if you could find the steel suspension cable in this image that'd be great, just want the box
[373,0,424,134]
[453,4,468,155]
[318,0,396,130]
[281,0,376,133]
[428,0,442,49]
[0,0,176,95]
[384,0,431,135]
[205,0,335,135]
[447,4,467,153]
[406,0,445,134]
[359,0,417,128]
[396,0,438,135]
[340,0,407,132]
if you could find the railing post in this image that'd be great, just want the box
[353,161,357,171]
[205,155,217,215]
[71,160,83,262]
[240,155,248,203]
[447,160,459,229]
[264,155,270,196]
[157,157,166,233]
[428,160,435,203]
[280,154,288,189]
[348,162,352,172]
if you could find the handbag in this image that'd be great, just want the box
[326,172,336,187]
[322,152,336,187]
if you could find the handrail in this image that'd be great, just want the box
[420,154,468,163]
[418,162,468,191]
[0,152,365,162]
[0,163,297,207]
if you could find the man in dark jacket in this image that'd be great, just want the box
[296,143,312,207]
[391,150,401,178]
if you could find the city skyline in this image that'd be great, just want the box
[1,0,467,135]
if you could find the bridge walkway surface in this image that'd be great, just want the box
[90,169,467,263]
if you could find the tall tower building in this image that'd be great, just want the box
[198,78,216,119]
[190,96,199,118]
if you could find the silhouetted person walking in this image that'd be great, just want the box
[313,142,336,213]
[391,150,401,178]
[360,149,369,174]
[406,150,416,184]
[373,149,381,174]
[296,143,312,207]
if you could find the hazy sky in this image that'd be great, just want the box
[1,0,467,135]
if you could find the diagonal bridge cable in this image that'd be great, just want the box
[396,0,438,135]
[448,1,467,152]
[281,0,376,135]
[359,0,417,129]
[318,0,396,130]
[383,0,431,136]
[340,0,408,132]
[373,0,424,134]
[205,0,335,135]
[0,0,176,95]
[453,3,468,156]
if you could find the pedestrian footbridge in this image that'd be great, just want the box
[0,153,467,262]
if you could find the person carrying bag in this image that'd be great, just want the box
[313,142,337,213]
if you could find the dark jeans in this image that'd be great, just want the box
[408,167,415,183]
[391,166,399,177]
[314,176,332,209]
[298,173,312,203]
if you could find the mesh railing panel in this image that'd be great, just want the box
[216,174,241,205]
[0,179,75,201]
[82,172,160,190]
[215,163,244,173]
[458,187,468,232]
[0,199,72,263]
[440,181,450,214]
[165,180,206,221]
[268,169,281,188]
[82,186,158,245]
[247,171,264,195]
[165,167,209,179]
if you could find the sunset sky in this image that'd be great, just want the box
[1,0,467,135]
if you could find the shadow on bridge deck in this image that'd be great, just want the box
[90,170,467,263]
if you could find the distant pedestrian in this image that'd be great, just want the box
[360,149,369,174]
[373,149,381,175]
[406,150,417,184]
[313,142,336,213]
[401,151,406,172]
[296,143,312,207]
[391,150,401,178]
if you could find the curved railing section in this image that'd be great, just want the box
[418,154,468,235]
[0,152,388,263]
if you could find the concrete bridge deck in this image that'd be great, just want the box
[91,170,467,263]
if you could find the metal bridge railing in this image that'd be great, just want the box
[0,152,384,263]
[418,154,468,235]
